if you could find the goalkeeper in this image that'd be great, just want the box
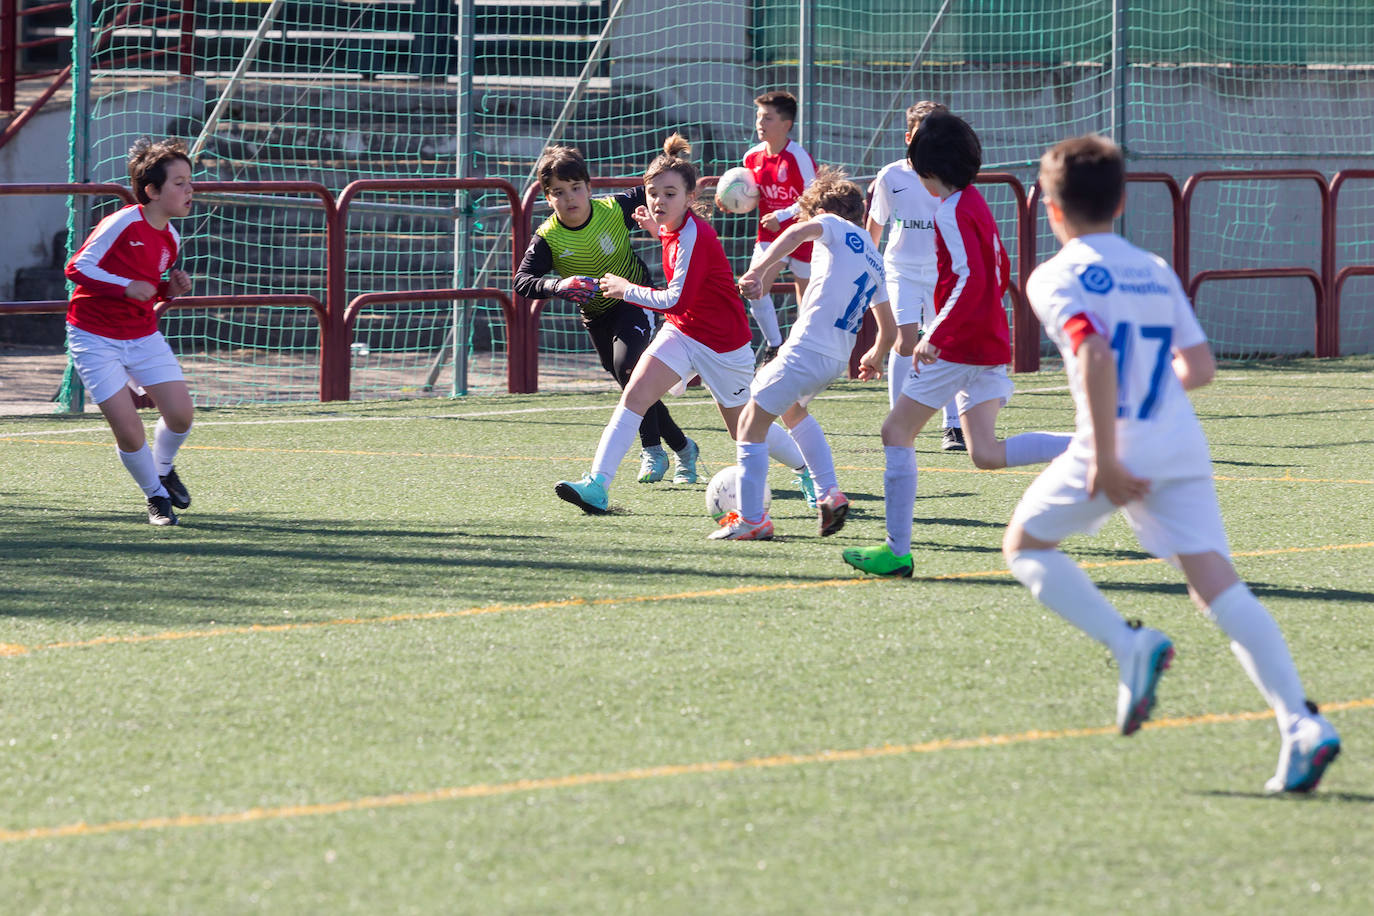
[515,145,697,484]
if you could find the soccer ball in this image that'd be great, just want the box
[715,166,760,214]
[706,465,771,522]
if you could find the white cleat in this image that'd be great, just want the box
[1265,703,1341,794]
[1116,623,1174,736]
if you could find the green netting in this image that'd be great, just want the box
[73,1,1374,405]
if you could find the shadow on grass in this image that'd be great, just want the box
[1191,789,1374,805]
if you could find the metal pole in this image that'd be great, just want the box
[1111,0,1128,235]
[189,0,286,161]
[797,0,813,150]
[451,0,476,397]
[70,0,94,244]
[856,0,955,172]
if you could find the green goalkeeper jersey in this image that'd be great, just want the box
[533,194,649,318]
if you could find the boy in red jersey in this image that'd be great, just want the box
[843,111,1070,577]
[64,137,196,526]
[738,90,817,365]
[1003,134,1339,791]
[554,134,808,515]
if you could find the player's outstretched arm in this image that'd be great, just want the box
[1079,334,1150,505]
[1173,340,1216,391]
[738,221,822,299]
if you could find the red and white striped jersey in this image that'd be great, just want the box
[924,186,1011,366]
[743,139,817,259]
[622,211,751,354]
[65,204,180,340]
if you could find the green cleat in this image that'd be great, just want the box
[794,467,817,509]
[841,543,914,578]
[638,446,669,483]
[672,438,700,484]
[554,473,609,514]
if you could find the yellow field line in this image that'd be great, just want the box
[1,696,1368,845]
[2,542,1369,660]
[3,438,1371,483]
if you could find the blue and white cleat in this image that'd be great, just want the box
[638,446,669,483]
[1266,702,1341,794]
[1116,622,1174,736]
[554,473,609,514]
[672,438,700,484]
[794,467,817,509]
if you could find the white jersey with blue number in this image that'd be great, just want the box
[788,213,888,362]
[1027,232,1211,479]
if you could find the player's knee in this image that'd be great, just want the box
[968,443,1003,470]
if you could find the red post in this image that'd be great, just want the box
[179,0,195,76]
[2,0,16,112]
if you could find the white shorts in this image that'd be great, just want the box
[885,272,936,328]
[644,323,755,409]
[750,240,811,281]
[66,324,184,405]
[1011,452,1231,562]
[750,343,847,416]
[901,359,1013,416]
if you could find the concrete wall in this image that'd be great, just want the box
[0,104,71,300]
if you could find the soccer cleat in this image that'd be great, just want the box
[1265,701,1341,794]
[794,467,817,509]
[1116,622,1174,736]
[160,466,190,509]
[146,495,179,526]
[707,511,774,540]
[941,426,967,451]
[672,438,700,484]
[817,489,850,537]
[841,543,913,577]
[637,446,669,483]
[756,344,780,367]
[554,473,609,514]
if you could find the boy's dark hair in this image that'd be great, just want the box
[754,90,798,123]
[905,100,947,134]
[907,110,981,190]
[536,145,591,191]
[1038,134,1125,224]
[128,137,191,205]
[795,167,864,224]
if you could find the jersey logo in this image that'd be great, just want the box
[892,186,907,194]
[129,241,145,247]
[1078,265,1114,295]
[845,232,865,253]
[598,233,616,255]
[561,248,574,257]
[777,161,788,182]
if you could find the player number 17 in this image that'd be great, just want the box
[1109,321,1173,420]
[833,274,877,334]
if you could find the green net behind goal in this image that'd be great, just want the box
[71,0,1374,407]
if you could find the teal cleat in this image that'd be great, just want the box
[794,467,817,509]
[841,543,913,578]
[673,438,700,484]
[638,446,669,483]
[554,473,609,514]
[1116,623,1174,736]
[1266,702,1341,793]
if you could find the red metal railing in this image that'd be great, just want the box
[1,170,1368,405]
[1181,170,1332,357]
[336,177,524,399]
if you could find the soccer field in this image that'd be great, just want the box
[1,356,1371,913]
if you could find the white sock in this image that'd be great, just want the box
[887,350,913,410]
[737,441,770,523]
[590,404,644,487]
[118,444,167,498]
[152,417,191,475]
[943,400,960,430]
[1004,431,1073,467]
[749,295,784,347]
[1206,581,1307,727]
[1008,549,1136,662]
[883,445,917,556]
[787,414,837,495]
[765,423,805,471]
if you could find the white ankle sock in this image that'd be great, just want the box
[118,444,167,498]
[1008,549,1135,662]
[887,351,913,410]
[787,414,837,494]
[1206,581,1307,726]
[591,405,644,487]
[152,417,191,475]
[765,423,805,471]
[1004,432,1073,467]
[749,296,783,347]
[883,445,917,556]
[943,400,960,430]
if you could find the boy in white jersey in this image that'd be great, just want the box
[1004,135,1340,793]
[867,100,964,451]
[713,170,896,540]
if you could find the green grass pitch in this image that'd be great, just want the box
[1,355,1371,913]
